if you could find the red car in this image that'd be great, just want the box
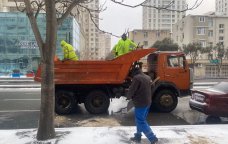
[189,82,228,118]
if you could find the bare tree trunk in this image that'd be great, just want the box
[217,59,223,78]
[37,0,57,140]
[37,61,55,140]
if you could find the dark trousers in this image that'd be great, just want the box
[134,106,156,141]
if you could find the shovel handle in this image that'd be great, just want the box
[151,76,160,85]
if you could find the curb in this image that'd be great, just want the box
[0,84,41,88]
[0,83,216,89]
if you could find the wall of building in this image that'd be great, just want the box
[99,32,111,59]
[129,29,171,48]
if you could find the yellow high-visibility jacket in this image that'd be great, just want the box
[114,38,137,57]
[61,40,78,61]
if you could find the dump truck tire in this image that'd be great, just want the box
[153,90,177,112]
[55,90,77,115]
[84,90,110,114]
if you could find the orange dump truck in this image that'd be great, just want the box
[35,48,193,114]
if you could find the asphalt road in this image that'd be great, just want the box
[0,87,228,129]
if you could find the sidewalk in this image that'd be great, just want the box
[0,77,40,88]
[0,125,227,144]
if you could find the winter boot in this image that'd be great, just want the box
[150,137,158,144]
[130,133,141,143]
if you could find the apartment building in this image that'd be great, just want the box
[173,14,228,49]
[128,29,171,48]
[99,32,111,59]
[216,0,228,15]
[173,14,228,78]
[142,0,186,31]
[82,0,101,60]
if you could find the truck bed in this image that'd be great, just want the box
[34,48,156,84]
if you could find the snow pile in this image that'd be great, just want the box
[0,125,228,144]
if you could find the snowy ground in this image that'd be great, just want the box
[0,125,228,144]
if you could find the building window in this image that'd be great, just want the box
[219,29,224,33]
[143,41,148,46]
[219,36,224,41]
[199,16,205,22]
[144,32,148,38]
[208,31,213,37]
[199,40,206,47]
[156,31,160,37]
[209,42,213,47]
[219,24,224,29]
[197,27,206,35]
[208,18,213,27]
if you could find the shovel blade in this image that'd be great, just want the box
[127,100,134,111]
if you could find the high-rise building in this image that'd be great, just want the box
[216,0,228,16]
[142,0,186,32]
[82,0,101,60]
[99,32,111,59]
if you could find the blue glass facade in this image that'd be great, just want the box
[0,12,80,76]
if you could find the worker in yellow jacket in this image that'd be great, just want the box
[61,40,78,61]
[112,33,137,57]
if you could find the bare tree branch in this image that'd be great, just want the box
[30,0,45,18]
[79,4,120,38]
[24,0,44,59]
[57,0,88,25]
[14,0,25,12]
[111,0,204,12]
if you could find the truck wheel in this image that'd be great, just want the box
[84,91,110,114]
[55,91,77,115]
[153,90,177,113]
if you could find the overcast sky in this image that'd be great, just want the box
[99,0,215,47]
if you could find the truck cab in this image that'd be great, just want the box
[145,51,193,112]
